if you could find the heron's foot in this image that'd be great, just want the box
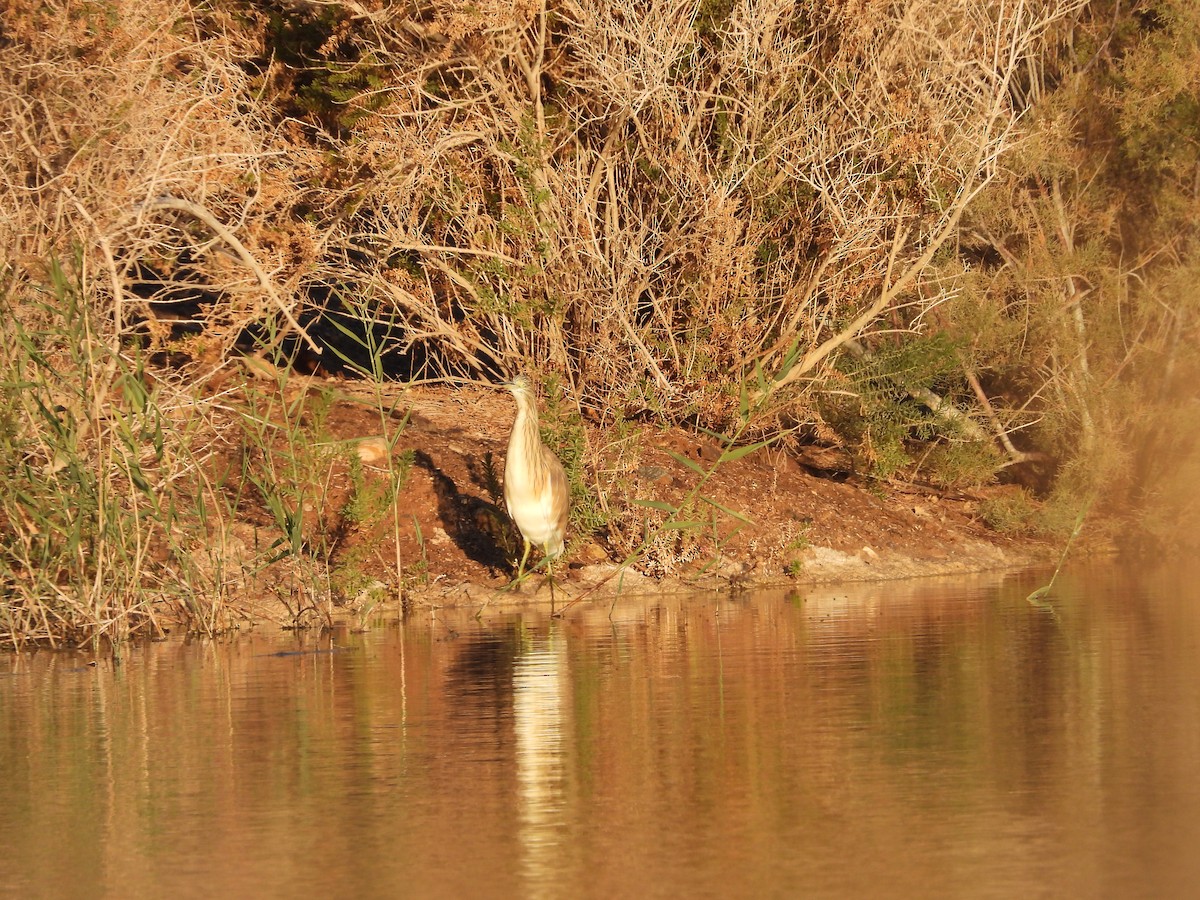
[500,568,564,599]
[511,572,549,595]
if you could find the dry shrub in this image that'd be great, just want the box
[1,0,1082,416]
[282,0,1083,433]
[0,0,322,357]
[0,0,327,643]
[4,0,1079,419]
[0,0,1094,641]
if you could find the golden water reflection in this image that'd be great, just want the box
[2,565,1199,898]
[513,628,569,896]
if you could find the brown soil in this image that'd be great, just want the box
[225,378,1052,616]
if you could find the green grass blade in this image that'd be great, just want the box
[632,498,677,514]
[665,448,706,476]
[718,437,775,464]
[700,494,753,525]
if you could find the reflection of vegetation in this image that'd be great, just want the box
[3,572,1190,894]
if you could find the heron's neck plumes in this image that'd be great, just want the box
[510,393,538,437]
[508,390,548,489]
[510,390,539,436]
[512,388,537,425]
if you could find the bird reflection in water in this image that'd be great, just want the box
[513,626,570,895]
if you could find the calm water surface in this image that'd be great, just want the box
[3,564,1199,898]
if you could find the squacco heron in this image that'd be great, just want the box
[503,374,569,581]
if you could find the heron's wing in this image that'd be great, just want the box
[541,444,571,532]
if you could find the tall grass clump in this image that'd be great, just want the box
[232,313,415,626]
[0,0,323,644]
[0,261,233,647]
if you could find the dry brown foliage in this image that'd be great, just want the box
[277,0,1083,431]
[2,0,1084,426]
[2,0,1198,645]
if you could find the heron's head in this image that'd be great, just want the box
[506,374,534,396]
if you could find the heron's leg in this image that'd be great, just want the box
[515,538,532,582]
